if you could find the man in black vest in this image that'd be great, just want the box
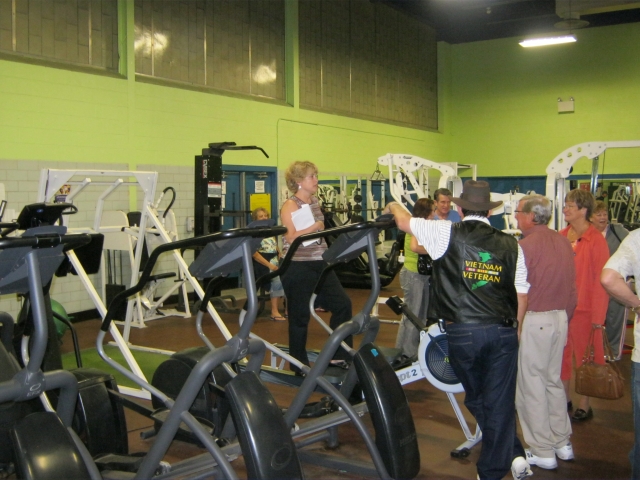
[385,180,531,480]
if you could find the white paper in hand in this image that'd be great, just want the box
[291,204,320,246]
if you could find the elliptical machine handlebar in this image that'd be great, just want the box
[0,232,91,251]
[100,225,287,332]
[255,214,395,292]
[0,222,20,237]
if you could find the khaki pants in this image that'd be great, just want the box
[516,310,572,458]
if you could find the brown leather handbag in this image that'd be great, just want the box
[575,324,624,400]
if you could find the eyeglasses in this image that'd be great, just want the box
[563,203,578,209]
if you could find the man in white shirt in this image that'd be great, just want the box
[601,229,640,480]
[385,180,531,480]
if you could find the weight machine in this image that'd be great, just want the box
[377,153,464,207]
[316,184,339,212]
[346,177,366,223]
[623,181,640,224]
[609,185,630,223]
[36,169,231,398]
[489,190,532,235]
[195,142,269,235]
[545,140,640,230]
[129,187,192,324]
[316,176,359,224]
[367,164,387,222]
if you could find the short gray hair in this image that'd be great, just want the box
[520,194,552,226]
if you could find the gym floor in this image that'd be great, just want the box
[62,277,635,479]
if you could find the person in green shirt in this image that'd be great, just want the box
[395,197,435,358]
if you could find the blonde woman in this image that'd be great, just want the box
[280,161,352,373]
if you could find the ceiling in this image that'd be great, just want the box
[382,0,640,44]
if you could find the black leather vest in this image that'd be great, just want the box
[427,221,518,324]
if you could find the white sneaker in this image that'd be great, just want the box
[525,449,558,469]
[553,442,574,461]
[511,456,534,480]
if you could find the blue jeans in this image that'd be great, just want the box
[446,323,524,480]
[269,275,284,298]
[632,361,640,479]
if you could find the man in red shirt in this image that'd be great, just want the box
[514,194,577,470]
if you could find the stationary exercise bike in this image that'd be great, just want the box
[385,295,482,458]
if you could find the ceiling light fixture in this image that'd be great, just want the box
[519,34,577,47]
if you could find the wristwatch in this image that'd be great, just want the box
[632,305,640,314]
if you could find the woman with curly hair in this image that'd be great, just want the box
[279,161,352,373]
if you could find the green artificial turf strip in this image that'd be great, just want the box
[61,345,169,389]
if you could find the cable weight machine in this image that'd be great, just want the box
[194,142,269,237]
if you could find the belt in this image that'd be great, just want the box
[438,318,519,332]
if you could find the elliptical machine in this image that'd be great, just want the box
[172,216,422,479]
[98,223,305,479]
[0,205,127,473]
[0,224,102,478]
[1,221,306,479]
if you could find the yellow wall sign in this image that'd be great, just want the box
[249,193,272,217]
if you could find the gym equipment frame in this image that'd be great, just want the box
[378,153,463,207]
[36,169,233,398]
[545,140,640,230]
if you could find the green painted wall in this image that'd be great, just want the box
[0,59,449,175]
[1,8,638,179]
[450,22,640,177]
[0,0,451,178]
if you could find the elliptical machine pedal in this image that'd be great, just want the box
[150,346,235,442]
[353,342,421,480]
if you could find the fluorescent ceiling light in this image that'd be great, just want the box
[519,35,577,47]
